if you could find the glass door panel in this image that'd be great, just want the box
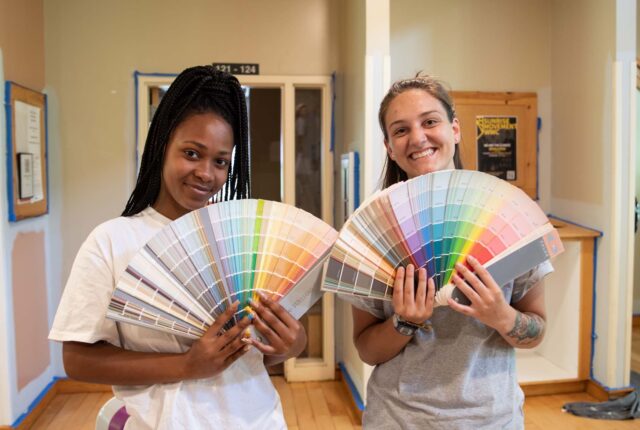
[294,88,324,359]
[247,87,282,202]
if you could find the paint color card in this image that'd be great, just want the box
[321,170,563,308]
[108,200,338,338]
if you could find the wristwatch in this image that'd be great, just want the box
[392,313,422,336]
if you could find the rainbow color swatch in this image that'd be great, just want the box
[323,170,563,306]
[108,199,338,339]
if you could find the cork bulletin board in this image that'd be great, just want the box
[451,91,538,199]
[5,82,48,221]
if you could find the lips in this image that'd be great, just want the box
[185,183,213,197]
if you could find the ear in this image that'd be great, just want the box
[451,118,461,146]
[384,139,396,161]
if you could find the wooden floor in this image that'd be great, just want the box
[24,325,640,429]
[24,380,639,430]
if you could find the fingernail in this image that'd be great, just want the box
[455,263,463,270]
[468,255,477,264]
[241,337,251,344]
[250,300,260,309]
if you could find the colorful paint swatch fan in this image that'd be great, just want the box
[323,170,563,306]
[107,199,338,339]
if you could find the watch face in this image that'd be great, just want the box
[397,324,416,336]
[393,314,417,336]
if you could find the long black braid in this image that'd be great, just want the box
[122,66,251,216]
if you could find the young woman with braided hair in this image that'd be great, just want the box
[50,66,304,429]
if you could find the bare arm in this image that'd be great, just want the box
[448,256,546,349]
[503,283,546,348]
[63,304,252,385]
[352,307,412,365]
[353,265,435,365]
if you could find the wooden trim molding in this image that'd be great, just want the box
[521,380,587,397]
[585,379,635,402]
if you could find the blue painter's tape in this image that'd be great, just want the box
[338,362,365,411]
[353,151,360,209]
[5,81,15,221]
[330,72,336,153]
[44,93,49,216]
[536,117,541,201]
[11,376,63,428]
[590,236,599,381]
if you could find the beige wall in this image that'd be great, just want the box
[389,0,553,210]
[390,0,551,90]
[44,0,340,283]
[634,91,640,314]
[634,88,640,315]
[337,0,366,182]
[0,0,44,90]
[550,0,613,205]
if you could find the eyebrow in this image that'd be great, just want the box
[182,140,232,155]
[388,110,442,129]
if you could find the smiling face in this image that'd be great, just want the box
[383,89,460,179]
[153,112,234,220]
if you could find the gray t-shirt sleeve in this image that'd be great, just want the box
[510,259,554,303]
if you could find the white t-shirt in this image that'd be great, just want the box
[50,207,286,430]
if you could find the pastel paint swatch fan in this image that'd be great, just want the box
[108,199,338,339]
[323,170,563,306]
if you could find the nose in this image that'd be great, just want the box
[193,160,213,182]
[408,125,427,147]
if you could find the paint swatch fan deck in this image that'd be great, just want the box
[323,170,563,306]
[108,199,338,339]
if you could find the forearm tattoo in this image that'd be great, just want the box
[506,312,545,345]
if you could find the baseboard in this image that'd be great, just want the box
[521,380,588,397]
[586,379,635,401]
[1,379,111,429]
[57,379,111,393]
